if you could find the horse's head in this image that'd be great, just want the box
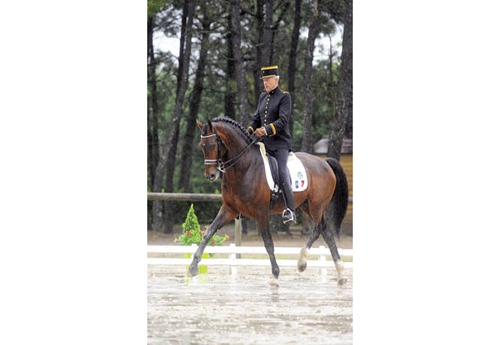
[196,119,224,181]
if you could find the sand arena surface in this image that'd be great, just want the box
[148,263,353,344]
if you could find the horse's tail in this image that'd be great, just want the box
[325,157,349,237]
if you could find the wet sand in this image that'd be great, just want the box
[148,264,353,344]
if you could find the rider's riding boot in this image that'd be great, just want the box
[281,181,296,224]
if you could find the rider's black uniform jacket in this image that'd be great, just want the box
[248,86,292,152]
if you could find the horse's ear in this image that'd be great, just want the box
[196,119,203,131]
[207,120,213,133]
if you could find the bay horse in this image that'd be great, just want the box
[191,117,349,286]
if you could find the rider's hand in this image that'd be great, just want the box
[254,127,267,138]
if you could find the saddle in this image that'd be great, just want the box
[256,142,308,209]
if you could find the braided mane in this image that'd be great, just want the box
[211,117,252,143]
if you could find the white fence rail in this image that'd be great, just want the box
[147,244,353,274]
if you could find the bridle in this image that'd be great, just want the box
[200,125,259,174]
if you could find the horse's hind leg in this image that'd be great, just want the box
[319,218,347,285]
[297,202,323,272]
[297,224,321,272]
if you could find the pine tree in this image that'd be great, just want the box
[182,204,201,234]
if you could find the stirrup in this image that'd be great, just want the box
[282,208,296,224]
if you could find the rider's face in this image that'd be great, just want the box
[262,76,278,93]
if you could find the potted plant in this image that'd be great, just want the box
[175,204,229,273]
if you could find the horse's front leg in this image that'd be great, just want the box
[188,205,235,277]
[257,217,280,288]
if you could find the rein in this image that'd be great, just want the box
[201,128,259,173]
[220,136,259,172]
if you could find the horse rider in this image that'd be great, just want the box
[247,65,296,224]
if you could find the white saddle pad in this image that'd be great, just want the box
[257,142,308,192]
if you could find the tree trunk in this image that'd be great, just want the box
[253,0,265,104]
[269,1,289,64]
[225,5,236,120]
[327,0,352,159]
[253,0,279,105]
[178,4,211,193]
[286,0,301,140]
[301,0,320,153]
[262,0,274,66]
[152,0,195,233]
[230,0,251,126]
[147,16,160,231]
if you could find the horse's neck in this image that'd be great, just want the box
[222,134,258,173]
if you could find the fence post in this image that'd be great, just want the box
[229,243,237,277]
[318,245,327,276]
[234,218,242,258]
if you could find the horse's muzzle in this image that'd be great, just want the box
[205,168,221,182]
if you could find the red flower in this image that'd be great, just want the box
[186,231,192,236]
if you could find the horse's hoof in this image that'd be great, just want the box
[337,278,347,286]
[269,276,279,290]
[298,262,307,272]
[298,247,308,272]
[188,265,199,277]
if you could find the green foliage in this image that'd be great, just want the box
[147,0,171,18]
[174,204,229,247]
[182,204,200,235]
[175,204,202,246]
